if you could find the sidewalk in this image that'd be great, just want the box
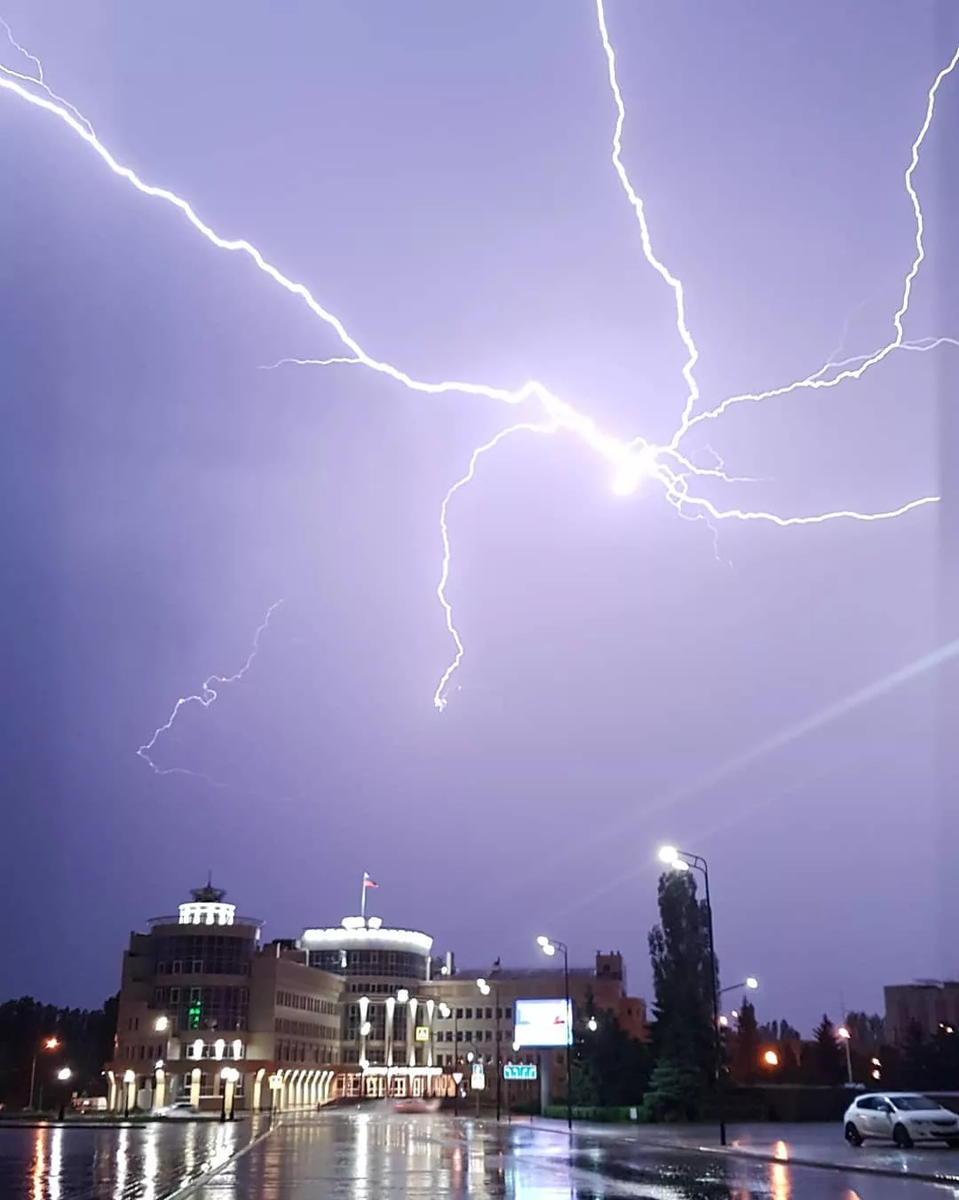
[522,1117,959,1185]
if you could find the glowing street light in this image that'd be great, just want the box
[719,978,759,998]
[837,1026,853,1085]
[154,1016,169,1032]
[56,1067,72,1082]
[536,935,571,1133]
[29,1037,61,1110]
[762,1050,780,1068]
[587,1017,598,1033]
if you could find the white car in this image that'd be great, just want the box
[843,1092,959,1148]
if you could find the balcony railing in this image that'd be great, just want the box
[146,914,263,930]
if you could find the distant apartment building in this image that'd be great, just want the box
[105,881,647,1113]
[884,980,959,1043]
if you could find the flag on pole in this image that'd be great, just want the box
[363,874,378,889]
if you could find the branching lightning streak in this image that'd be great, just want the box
[594,0,701,430]
[668,42,959,449]
[0,20,94,136]
[434,421,559,710]
[137,600,283,774]
[258,356,363,371]
[0,10,953,720]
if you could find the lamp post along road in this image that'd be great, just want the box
[29,1037,60,1110]
[537,936,572,1133]
[658,846,726,1147]
[838,1026,854,1085]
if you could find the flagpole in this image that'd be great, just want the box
[361,872,367,920]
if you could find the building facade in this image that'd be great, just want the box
[884,980,959,1043]
[105,883,647,1113]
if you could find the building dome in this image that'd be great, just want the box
[299,916,433,981]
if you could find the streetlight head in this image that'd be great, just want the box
[658,845,679,865]
[745,977,758,990]
[838,1026,850,1040]
[718,1015,728,1028]
[587,1017,598,1032]
[57,1067,72,1082]
[730,1010,739,1020]
[438,1003,451,1018]
[44,1037,59,1050]
[762,1050,779,1067]
[542,943,556,956]
[536,936,550,948]
[154,1016,169,1032]
[476,978,487,990]
[396,988,410,1003]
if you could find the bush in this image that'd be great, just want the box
[542,1105,645,1123]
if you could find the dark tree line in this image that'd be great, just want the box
[0,995,117,1109]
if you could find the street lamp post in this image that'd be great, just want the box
[477,968,503,1122]
[837,1026,854,1085]
[537,936,572,1134]
[28,1037,60,1110]
[658,846,726,1146]
[439,1002,460,1116]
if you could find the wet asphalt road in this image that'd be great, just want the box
[191,1111,959,1199]
[0,1116,264,1199]
[8,1110,959,1197]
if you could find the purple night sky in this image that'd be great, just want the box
[0,1,952,1032]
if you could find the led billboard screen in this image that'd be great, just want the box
[513,998,572,1048]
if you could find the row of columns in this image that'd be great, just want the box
[105,1066,336,1113]
[357,995,436,1068]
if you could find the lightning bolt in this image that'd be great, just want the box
[667,40,959,449]
[0,18,94,136]
[434,421,559,711]
[594,0,701,431]
[0,9,954,720]
[137,600,283,776]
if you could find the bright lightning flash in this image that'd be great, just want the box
[0,6,955,735]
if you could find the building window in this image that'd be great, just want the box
[455,1009,462,1020]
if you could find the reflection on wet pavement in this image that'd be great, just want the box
[191,1111,959,1199]
[0,1116,266,1199]
[6,1111,958,1198]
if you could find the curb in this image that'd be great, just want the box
[161,1116,278,1200]
[657,1140,959,1187]
[520,1121,959,1187]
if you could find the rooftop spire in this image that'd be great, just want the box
[190,878,227,904]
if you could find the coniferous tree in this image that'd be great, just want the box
[645,869,717,1118]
